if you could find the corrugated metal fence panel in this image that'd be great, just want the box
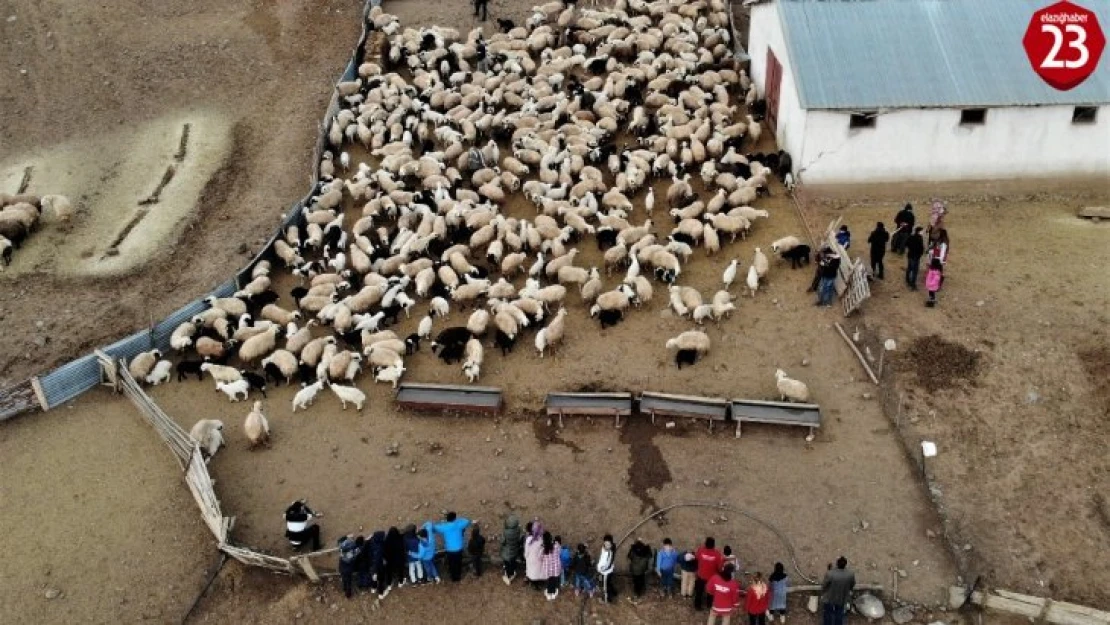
[37,352,103,409]
[150,297,213,352]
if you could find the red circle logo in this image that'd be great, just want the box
[1024,0,1105,90]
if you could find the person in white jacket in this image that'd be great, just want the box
[597,534,616,603]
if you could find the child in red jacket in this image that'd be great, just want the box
[707,566,741,625]
[744,571,771,625]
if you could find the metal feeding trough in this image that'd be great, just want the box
[394,383,502,414]
[544,392,634,427]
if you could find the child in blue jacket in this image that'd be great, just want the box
[556,536,572,587]
[404,525,423,584]
[418,527,440,583]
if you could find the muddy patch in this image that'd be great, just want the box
[900,335,983,392]
[1077,344,1110,416]
[531,417,584,454]
[619,420,672,514]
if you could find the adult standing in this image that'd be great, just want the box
[816,250,841,307]
[524,520,545,590]
[628,538,653,601]
[867,222,890,279]
[821,556,856,625]
[706,566,741,625]
[383,526,407,595]
[597,535,617,603]
[430,511,471,582]
[694,537,724,611]
[905,226,925,289]
[891,203,915,254]
[500,515,522,584]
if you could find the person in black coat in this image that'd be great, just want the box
[468,523,487,577]
[904,226,926,289]
[383,527,407,596]
[867,223,890,280]
[891,203,915,254]
[367,531,388,595]
[354,535,372,590]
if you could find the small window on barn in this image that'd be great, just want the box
[1072,106,1098,124]
[960,108,987,125]
[849,112,877,129]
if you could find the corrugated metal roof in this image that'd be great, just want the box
[775,0,1110,109]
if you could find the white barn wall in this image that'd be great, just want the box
[748,3,806,167]
[798,106,1110,183]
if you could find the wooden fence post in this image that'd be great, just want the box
[29,377,48,411]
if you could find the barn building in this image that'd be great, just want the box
[746,0,1110,184]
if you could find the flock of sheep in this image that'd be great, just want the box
[123,0,819,456]
[0,193,74,266]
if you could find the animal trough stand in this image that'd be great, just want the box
[730,398,821,440]
[545,392,634,427]
[394,383,502,414]
[639,392,729,431]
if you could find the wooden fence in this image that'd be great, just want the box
[0,378,44,421]
[103,355,339,580]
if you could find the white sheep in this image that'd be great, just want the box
[244,401,271,449]
[775,369,810,403]
[127,349,162,380]
[238,325,280,362]
[329,382,366,411]
[39,194,74,222]
[753,247,769,278]
[145,360,173,386]
[462,338,484,382]
[417,315,434,339]
[534,308,567,358]
[722,259,738,290]
[292,379,325,412]
[374,364,406,388]
[188,419,224,461]
[692,304,715,325]
[204,296,248,318]
[261,349,298,383]
[665,330,711,353]
[217,379,250,402]
[746,264,760,297]
[770,236,802,254]
[200,362,242,384]
[170,321,197,351]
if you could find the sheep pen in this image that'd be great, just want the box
[3,0,1108,623]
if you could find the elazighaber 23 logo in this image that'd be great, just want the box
[1023,0,1105,90]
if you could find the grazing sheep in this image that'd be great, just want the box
[775,369,810,402]
[262,349,298,384]
[171,321,198,351]
[243,401,271,449]
[217,379,250,402]
[145,360,173,386]
[753,247,769,278]
[188,419,224,461]
[176,360,205,382]
[329,382,366,411]
[238,325,281,362]
[240,370,269,397]
[292,378,325,412]
[39,195,74,222]
[127,349,162,380]
[675,348,700,368]
[204,296,248,318]
[780,244,812,269]
[534,307,567,358]
[770,236,803,254]
[665,330,711,353]
[467,309,490,336]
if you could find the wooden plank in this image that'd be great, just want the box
[29,376,48,411]
[833,322,880,385]
[297,556,321,582]
[953,588,1110,625]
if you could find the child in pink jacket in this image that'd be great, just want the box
[925,258,943,307]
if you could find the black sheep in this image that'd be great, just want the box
[655,267,677,284]
[781,245,812,269]
[241,370,268,398]
[436,341,465,364]
[290,286,309,303]
[596,228,619,250]
[494,329,516,356]
[496,18,515,33]
[405,334,421,355]
[675,349,699,369]
[670,232,696,247]
[431,327,472,353]
[250,290,280,308]
[176,360,204,382]
[776,151,793,180]
[597,308,623,329]
[263,362,287,385]
[297,362,316,385]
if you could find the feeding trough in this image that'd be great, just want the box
[394,383,502,414]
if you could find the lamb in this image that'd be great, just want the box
[374,364,406,388]
[243,401,271,450]
[176,359,205,382]
[665,330,711,354]
[329,382,366,411]
[127,349,162,380]
[200,362,243,384]
[691,304,715,325]
[722,258,738,290]
[462,338,484,382]
[775,369,810,402]
[746,264,760,297]
[292,378,325,412]
[417,315,434,339]
[145,360,173,386]
[217,379,250,402]
[188,419,225,461]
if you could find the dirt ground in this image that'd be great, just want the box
[0,1,1107,625]
[803,180,1110,608]
[0,0,361,385]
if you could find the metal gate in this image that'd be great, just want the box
[765,49,783,135]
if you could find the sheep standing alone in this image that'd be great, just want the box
[775,369,810,403]
[244,401,271,449]
[665,330,711,354]
[329,381,366,411]
[292,379,325,412]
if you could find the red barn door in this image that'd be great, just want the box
[765,49,782,135]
